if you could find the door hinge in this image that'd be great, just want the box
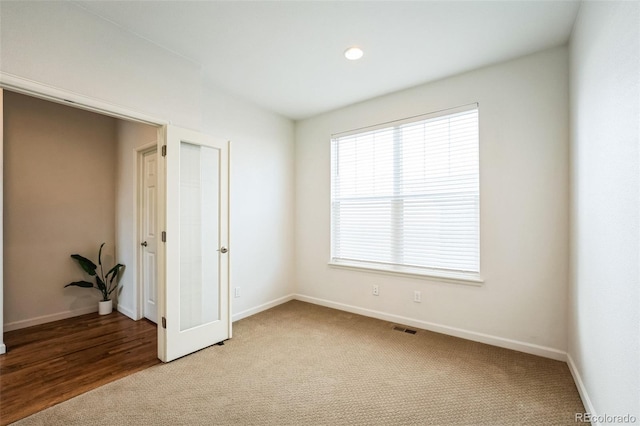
[161,231,166,242]
[162,317,166,329]
[161,145,167,157]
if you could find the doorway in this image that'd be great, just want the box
[0,90,158,342]
[2,90,157,332]
[1,81,233,363]
[139,146,158,324]
[0,89,162,423]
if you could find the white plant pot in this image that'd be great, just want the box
[98,300,113,315]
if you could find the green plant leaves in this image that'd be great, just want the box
[98,242,105,266]
[65,281,94,288]
[96,276,106,292]
[106,264,124,283]
[71,255,97,276]
[96,276,109,301]
[66,243,124,302]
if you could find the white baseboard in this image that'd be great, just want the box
[3,306,98,332]
[0,343,6,355]
[295,294,568,361]
[117,304,137,321]
[232,294,295,322]
[567,353,599,424]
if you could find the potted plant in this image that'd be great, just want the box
[64,243,124,315]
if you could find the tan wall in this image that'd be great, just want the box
[3,91,117,329]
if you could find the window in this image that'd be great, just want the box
[330,104,480,282]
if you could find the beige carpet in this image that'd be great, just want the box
[15,301,584,425]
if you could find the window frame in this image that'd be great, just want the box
[328,103,483,285]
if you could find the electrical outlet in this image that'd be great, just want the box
[372,284,379,296]
[234,287,241,298]
[414,291,421,303]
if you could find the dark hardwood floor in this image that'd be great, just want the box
[0,312,159,425]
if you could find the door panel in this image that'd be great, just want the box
[142,150,158,323]
[179,142,220,330]
[160,125,229,362]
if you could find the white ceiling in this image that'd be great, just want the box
[74,1,581,120]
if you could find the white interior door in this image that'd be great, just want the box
[159,125,230,362]
[141,148,158,323]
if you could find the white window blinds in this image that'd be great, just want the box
[330,105,480,277]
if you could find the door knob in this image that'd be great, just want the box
[219,246,228,254]
[141,241,148,247]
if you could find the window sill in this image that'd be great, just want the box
[328,261,484,286]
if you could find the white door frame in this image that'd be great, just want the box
[0,88,5,354]
[0,73,166,355]
[136,143,159,322]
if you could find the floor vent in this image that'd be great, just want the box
[393,325,417,334]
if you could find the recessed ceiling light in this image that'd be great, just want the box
[344,47,364,61]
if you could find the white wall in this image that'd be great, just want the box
[200,80,296,318]
[115,120,158,319]
[0,1,201,130]
[295,47,570,358]
[568,1,640,421]
[0,2,295,344]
